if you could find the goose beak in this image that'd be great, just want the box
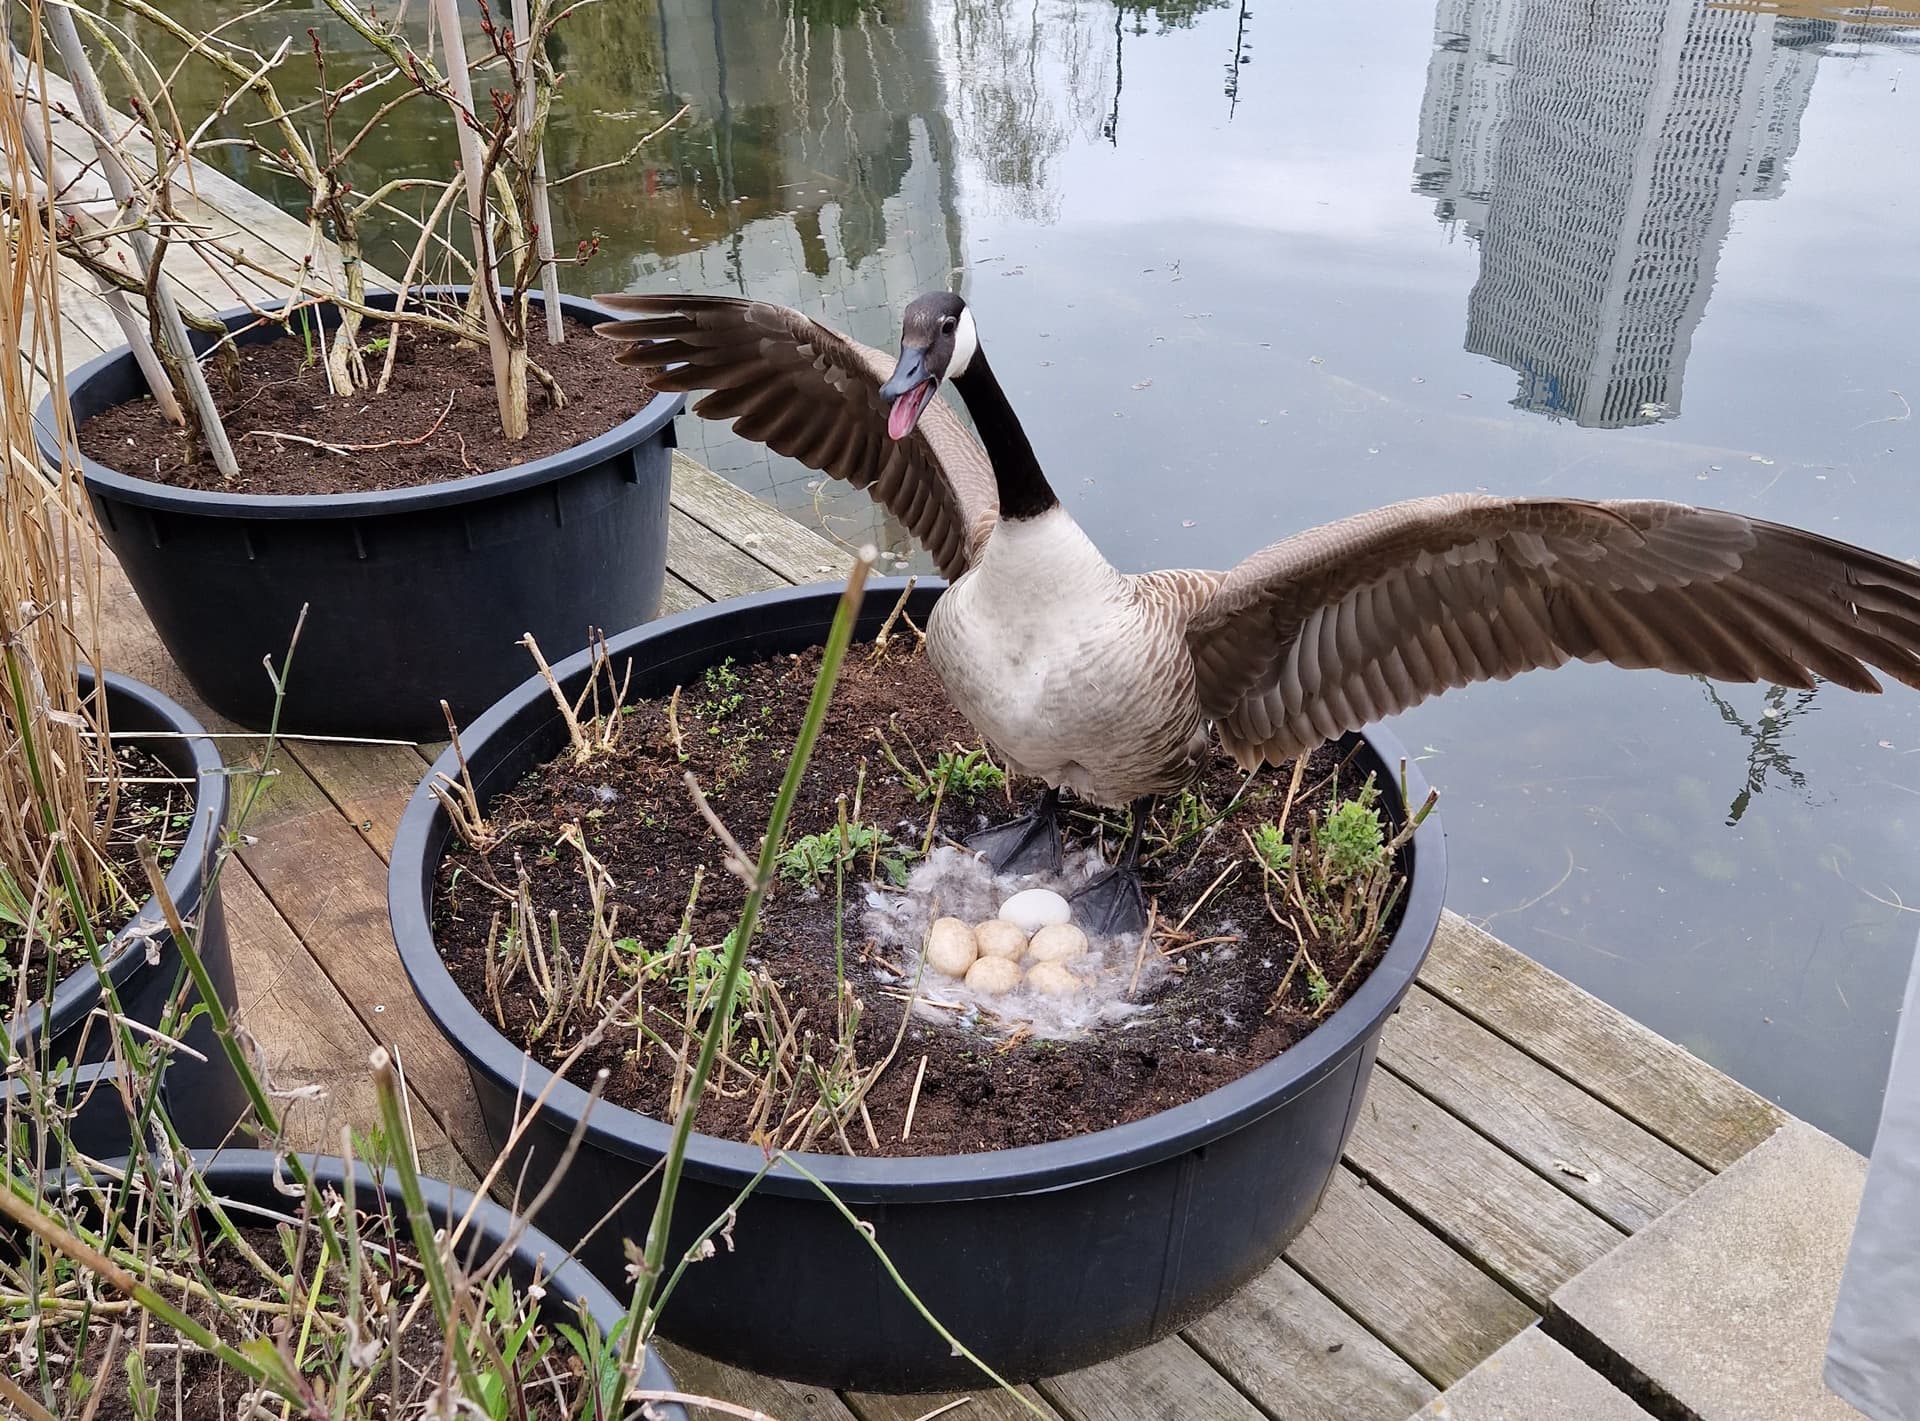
[880,346,936,441]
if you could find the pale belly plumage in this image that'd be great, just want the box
[925,510,1211,807]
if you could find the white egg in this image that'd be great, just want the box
[925,917,978,978]
[998,887,1071,934]
[965,956,1023,995]
[1026,961,1083,997]
[1026,923,1089,964]
[974,919,1029,960]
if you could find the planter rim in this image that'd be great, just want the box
[389,578,1449,1203]
[8,670,229,1053]
[36,286,684,520]
[98,1149,683,1419]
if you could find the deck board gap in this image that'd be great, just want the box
[1370,1055,1631,1237]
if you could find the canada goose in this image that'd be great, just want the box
[593,290,1920,934]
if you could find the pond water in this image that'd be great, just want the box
[157,0,1919,1148]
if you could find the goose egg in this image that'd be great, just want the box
[1027,961,1083,997]
[965,956,1023,995]
[925,918,978,978]
[1026,923,1088,964]
[974,919,1030,960]
[998,888,1071,934]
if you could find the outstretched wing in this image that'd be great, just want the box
[593,293,997,578]
[1187,495,1920,766]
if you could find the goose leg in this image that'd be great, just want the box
[965,786,1064,875]
[1069,797,1153,936]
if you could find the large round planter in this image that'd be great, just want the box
[69,1151,685,1421]
[388,579,1449,1390]
[37,288,684,739]
[5,671,246,1158]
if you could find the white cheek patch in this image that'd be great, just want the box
[947,307,979,378]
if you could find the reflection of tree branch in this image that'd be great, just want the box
[1224,1,1252,116]
[546,103,691,188]
[1698,678,1820,825]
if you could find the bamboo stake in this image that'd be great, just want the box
[432,0,524,439]
[512,0,563,344]
[9,61,181,424]
[42,5,239,477]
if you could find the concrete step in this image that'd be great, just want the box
[1552,1120,1868,1420]
[1412,1325,1653,1419]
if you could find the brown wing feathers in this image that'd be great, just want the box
[591,293,992,579]
[1194,498,1920,768]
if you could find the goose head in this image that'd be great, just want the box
[878,292,979,440]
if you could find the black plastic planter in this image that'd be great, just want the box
[37,288,683,739]
[389,580,1448,1390]
[55,1151,685,1421]
[4,671,246,1158]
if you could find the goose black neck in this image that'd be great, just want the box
[950,351,1058,521]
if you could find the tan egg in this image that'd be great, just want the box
[925,917,978,978]
[1026,961,1083,997]
[974,919,1030,961]
[1026,923,1089,964]
[965,956,1024,995]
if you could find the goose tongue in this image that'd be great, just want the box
[887,379,936,441]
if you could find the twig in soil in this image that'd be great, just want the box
[429,698,495,851]
[683,770,753,884]
[666,683,687,760]
[868,576,921,659]
[1127,900,1159,999]
[1172,859,1241,937]
[521,631,594,762]
[881,988,965,1012]
[240,389,457,454]
[902,1054,930,1141]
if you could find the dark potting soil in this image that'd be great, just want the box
[75,312,654,495]
[9,745,195,1009]
[433,642,1411,1157]
[67,1223,573,1421]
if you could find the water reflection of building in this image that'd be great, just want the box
[618,2,968,553]
[1412,0,1870,428]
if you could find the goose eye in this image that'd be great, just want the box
[941,316,957,334]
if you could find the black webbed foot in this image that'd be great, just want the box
[1069,865,1149,936]
[965,787,1063,875]
[1068,794,1156,935]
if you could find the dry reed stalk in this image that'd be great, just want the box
[0,24,113,942]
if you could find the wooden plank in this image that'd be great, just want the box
[1184,1258,1435,1421]
[660,570,712,615]
[653,1342,860,1420]
[47,266,115,356]
[1379,988,1711,1232]
[287,740,433,861]
[843,1385,1064,1420]
[1286,1165,1535,1388]
[234,741,493,1174]
[33,71,387,284]
[1419,913,1784,1171]
[1039,1335,1266,1421]
[670,452,855,584]
[223,864,473,1189]
[666,506,792,601]
[1341,1070,1622,1309]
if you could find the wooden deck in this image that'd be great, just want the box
[18,88,1836,1419]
